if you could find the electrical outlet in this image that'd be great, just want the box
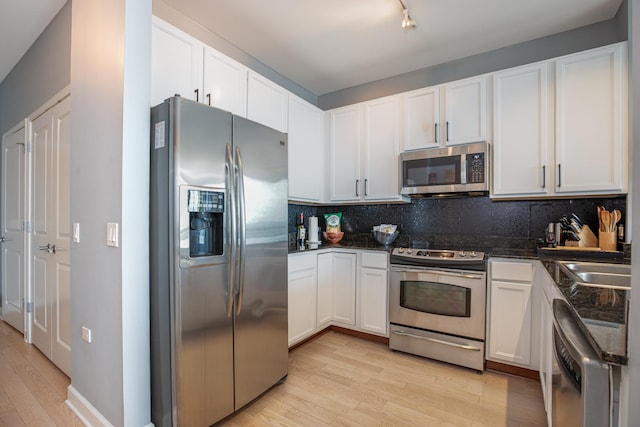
[81,326,92,343]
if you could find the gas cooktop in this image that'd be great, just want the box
[390,247,486,270]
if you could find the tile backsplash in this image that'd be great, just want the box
[289,195,627,253]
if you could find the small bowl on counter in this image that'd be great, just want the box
[323,231,344,244]
[372,230,399,247]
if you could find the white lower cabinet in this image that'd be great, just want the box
[358,251,389,336]
[288,250,389,347]
[331,252,358,326]
[287,253,318,347]
[316,253,333,329]
[487,259,540,370]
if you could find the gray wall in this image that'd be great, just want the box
[318,18,626,109]
[0,2,71,135]
[69,0,151,425]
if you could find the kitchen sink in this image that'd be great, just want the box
[556,261,631,290]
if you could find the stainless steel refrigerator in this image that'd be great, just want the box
[150,96,288,426]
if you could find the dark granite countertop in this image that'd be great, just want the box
[288,241,392,254]
[538,257,629,365]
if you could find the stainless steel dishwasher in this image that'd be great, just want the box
[552,299,610,427]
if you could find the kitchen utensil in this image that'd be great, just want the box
[612,209,621,230]
[601,210,610,232]
[570,218,582,233]
[571,213,583,228]
[597,206,604,231]
[563,230,580,241]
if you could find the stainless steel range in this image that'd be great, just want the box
[389,247,487,371]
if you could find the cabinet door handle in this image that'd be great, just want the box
[446,121,450,142]
[355,179,359,197]
[194,88,199,102]
[557,164,561,187]
[542,165,546,189]
[434,123,438,143]
[206,93,211,106]
[364,179,368,196]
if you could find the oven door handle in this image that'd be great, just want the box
[391,330,482,351]
[391,266,484,280]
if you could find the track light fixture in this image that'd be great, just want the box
[398,0,415,29]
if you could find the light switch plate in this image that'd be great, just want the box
[107,223,119,247]
[81,326,92,343]
[72,223,80,243]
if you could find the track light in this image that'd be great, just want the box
[398,0,415,29]
[401,8,415,29]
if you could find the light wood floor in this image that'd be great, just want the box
[0,321,547,427]
[225,331,547,426]
[0,320,82,426]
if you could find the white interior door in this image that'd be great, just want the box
[1,120,28,333]
[30,96,71,376]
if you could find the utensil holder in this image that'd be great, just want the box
[599,230,617,251]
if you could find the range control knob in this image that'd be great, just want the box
[470,251,477,257]
[407,249,413,254]
[398,248,405,253]
[459,251,466,257]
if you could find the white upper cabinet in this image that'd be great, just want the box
[328,96,404,203]
[491,42,627,199]
[363,96,401,201]
[492,62,551,197]
[288,95,324,202]
[203,47,248,116]
[151,17,203,106]
[151,17,248,115]
[554,43,627,194]
[443,76,488,145]
[328,105,362,202]
[402,86,440,150]
[247,71,289,133]
[402,76,487,150]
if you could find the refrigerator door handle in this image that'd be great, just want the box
[234,146,247,315]
[225,143,235,318]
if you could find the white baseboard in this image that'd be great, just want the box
[66,385,114,427]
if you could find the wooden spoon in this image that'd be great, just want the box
[597,206,604,231]
[601,209,610,232]
[612,209,621,231]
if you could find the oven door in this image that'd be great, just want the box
[389,265,486,340]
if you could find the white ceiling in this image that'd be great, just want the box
[0,0,66,83]
[162,0,623,95]
[1,0,623,95]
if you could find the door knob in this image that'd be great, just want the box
[0,236,7,243]
[38,244,56,254]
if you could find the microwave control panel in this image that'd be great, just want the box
[466,153,485,183]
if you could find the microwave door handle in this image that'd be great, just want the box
[391,330,482,352]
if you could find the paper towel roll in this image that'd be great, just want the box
[308,216,319,243]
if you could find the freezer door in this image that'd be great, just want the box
[176,263,234,426]
[232,116,289,409]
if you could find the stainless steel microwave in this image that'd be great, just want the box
[400,142,489,196]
